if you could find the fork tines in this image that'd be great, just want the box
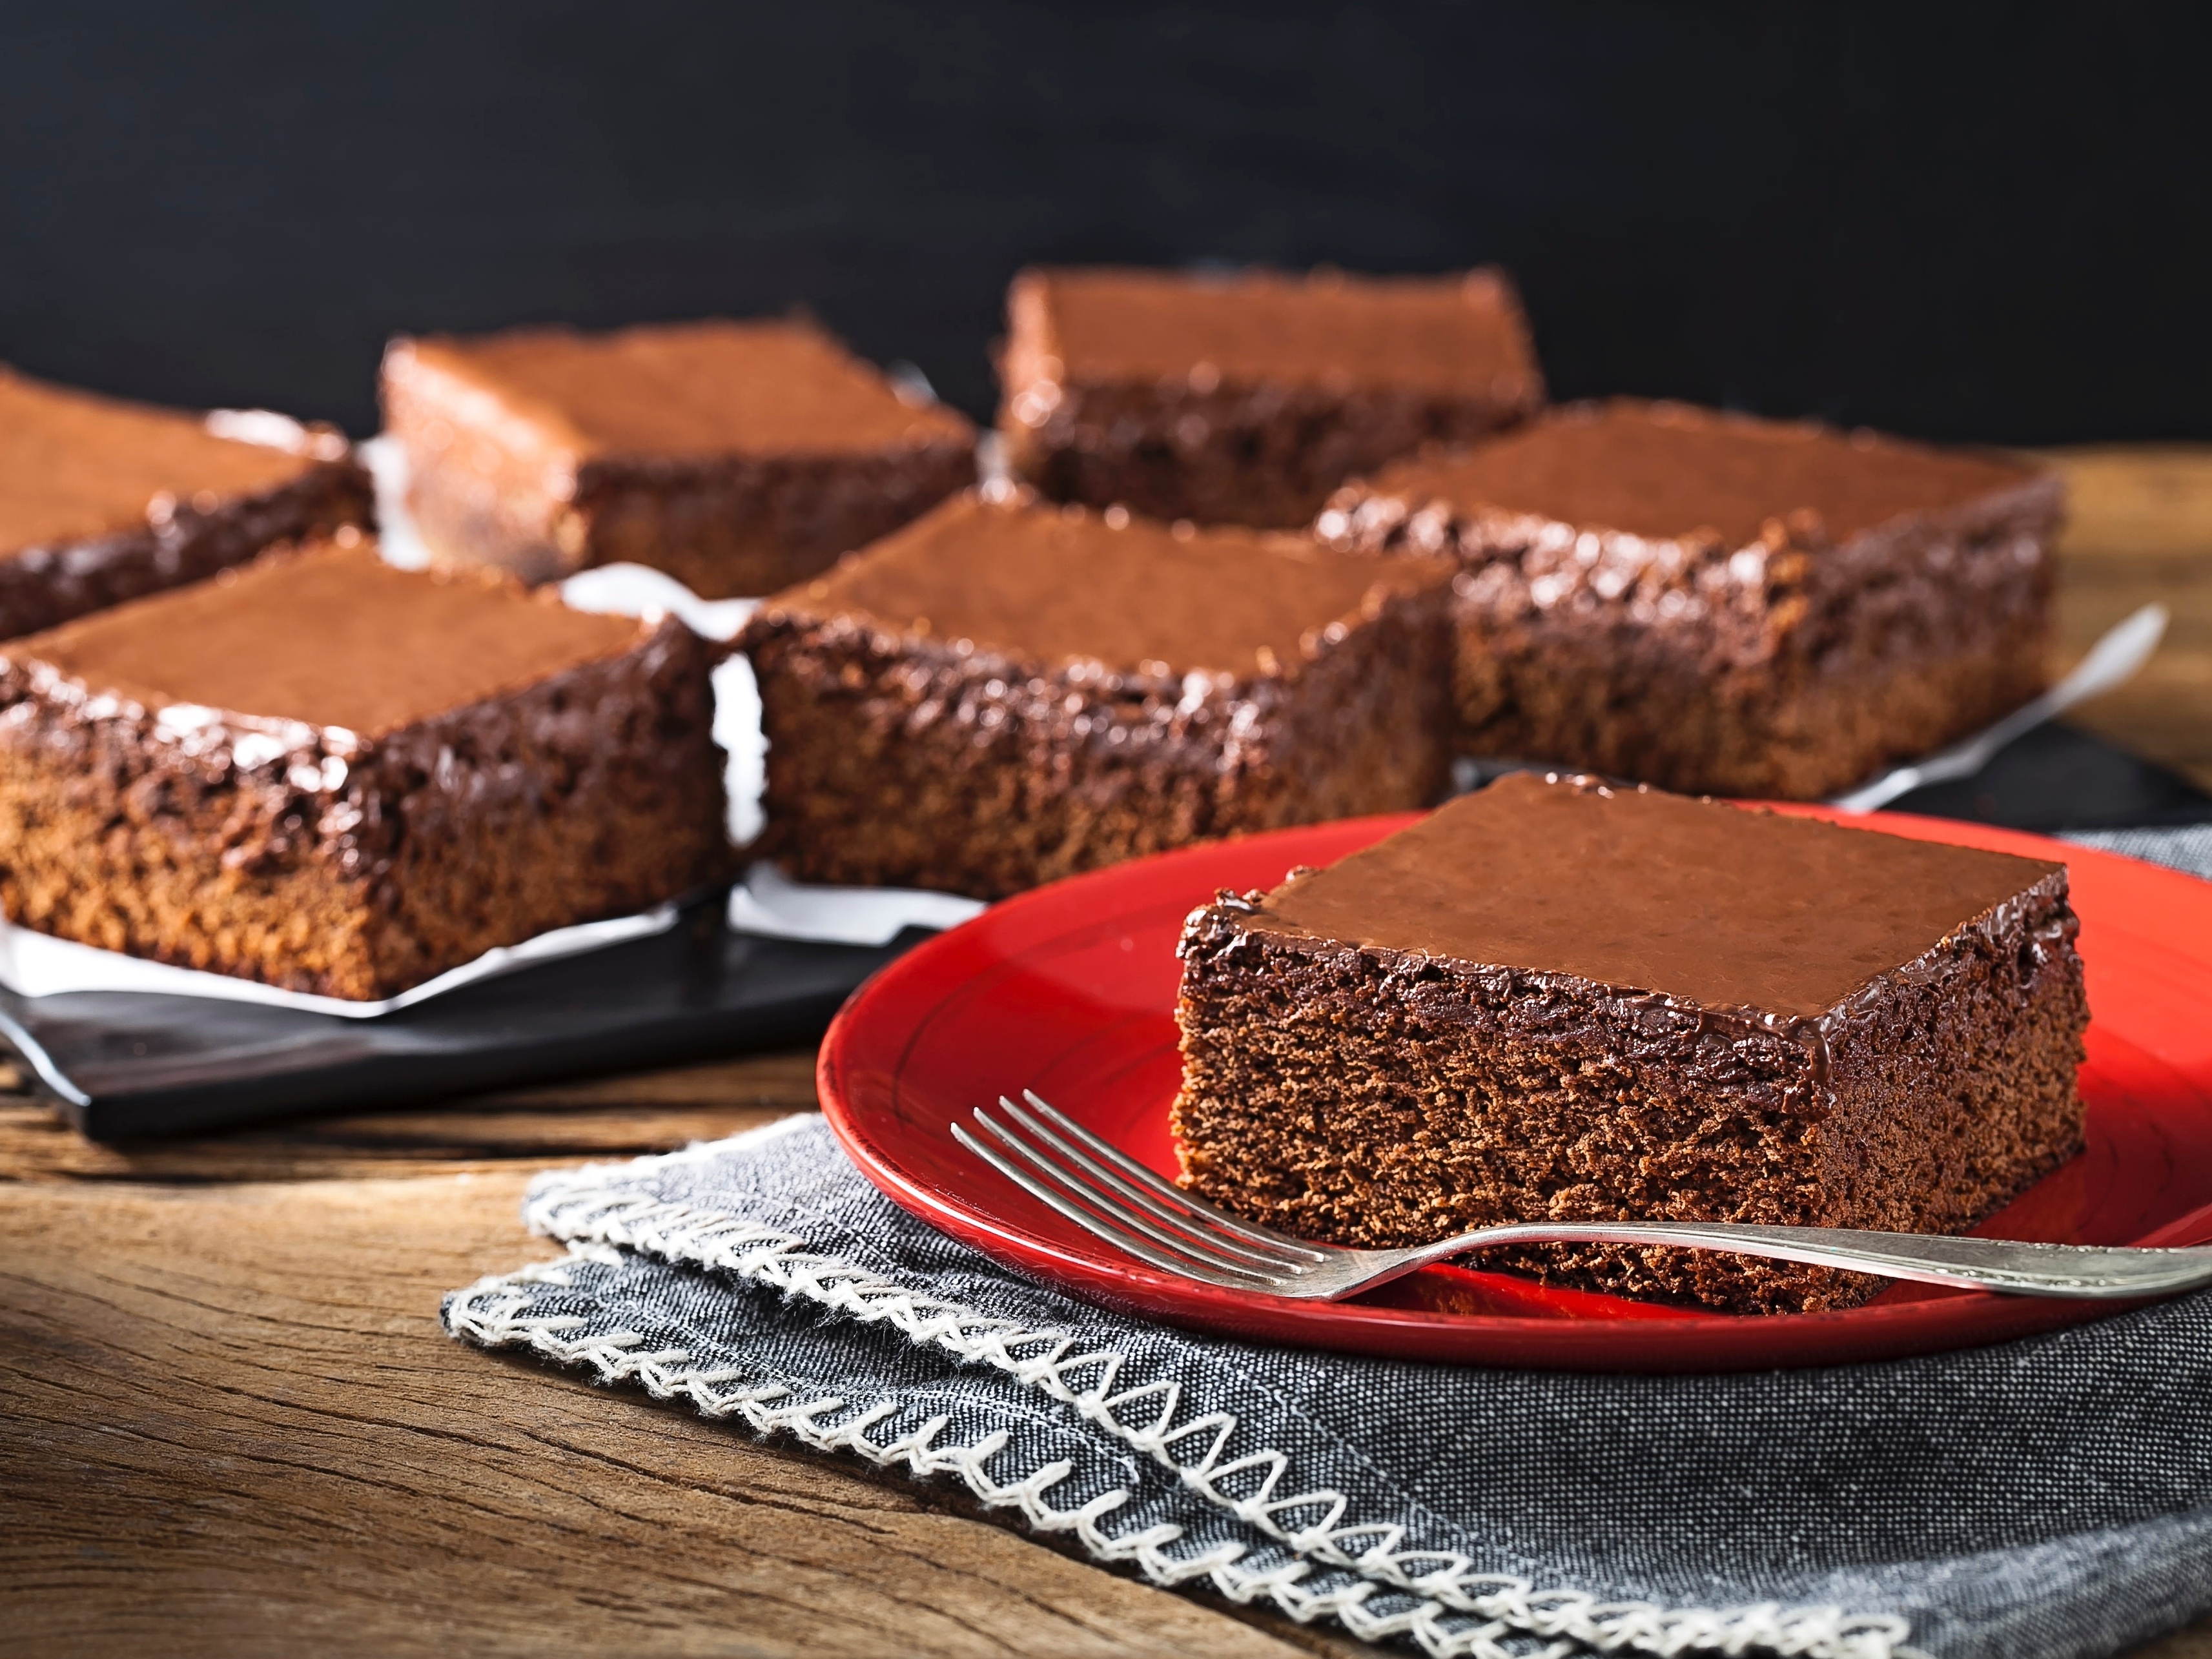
[952,1090,1328,1288]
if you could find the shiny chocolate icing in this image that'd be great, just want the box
[393,320,972,463]
[1007,267,1540,396]
[1249,771,2063,1019]
[773,493,1449,677]
[13,540,644,738]
[0,366,327,553]
[1362,399,2042,549]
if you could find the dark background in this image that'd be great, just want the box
[2,1,2206,442]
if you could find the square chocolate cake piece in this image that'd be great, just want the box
[0,539,728,1000]
[382,319,977,597]
[998,267,1544,530]
[1317,398,2063,799]
[737,492,1457,899]
[0,365,371,640]
[1172,772,2089,1314]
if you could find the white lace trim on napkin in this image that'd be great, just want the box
[445,1117,1923,1659]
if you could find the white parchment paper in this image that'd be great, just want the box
[0,905,680,1018]
[726,863,985,946]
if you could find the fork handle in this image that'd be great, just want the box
[1401,1222,2212,1299]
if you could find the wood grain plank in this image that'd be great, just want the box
[0,1172,1334,1658]
[0,1053,820,1183]
[2045,447,2212,790]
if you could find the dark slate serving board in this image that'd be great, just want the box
[4,899,919,1141]
[6,722,2206,1143]
[1879,719,2212,830]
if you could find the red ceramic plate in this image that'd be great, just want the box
[817,808,2212,1371]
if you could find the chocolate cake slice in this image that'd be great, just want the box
[1317,398,2063,800]
[0,538,728,1000]
[1171,772,2089,1314]
[999,266,1544,529]
[737,491,1456,899]
[382,318,976,597]
[0,365,371,640]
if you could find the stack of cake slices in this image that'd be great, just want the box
[0,268,2073,1024]
[0,320,979,1002]
[727,264,2064,893]
[0,269,2102,1316]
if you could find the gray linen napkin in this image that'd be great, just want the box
[444,826,2212,1659]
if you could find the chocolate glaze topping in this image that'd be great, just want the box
[1249,771,2062,1019]
[395,320,971,461]
[1369,399,2042,547]
[0,367,325,553]
[11,540,644,738]
[1016,267,1540,395]
[776,493,1446,676]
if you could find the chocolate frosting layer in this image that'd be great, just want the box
[394,320,972,462]
[1364,400,2042,547]
[771,493,1449,677]
[12,541,644,738]
[1248,771,2062,1018]
[1014,267,1541,395]
[0,367,326,553]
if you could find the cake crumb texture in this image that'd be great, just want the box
[0,544,729,999]
[1169,780,2089,1314]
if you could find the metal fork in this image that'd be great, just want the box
[953,1092,2212,1301]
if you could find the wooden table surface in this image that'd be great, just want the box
[8,449,2212,1659]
